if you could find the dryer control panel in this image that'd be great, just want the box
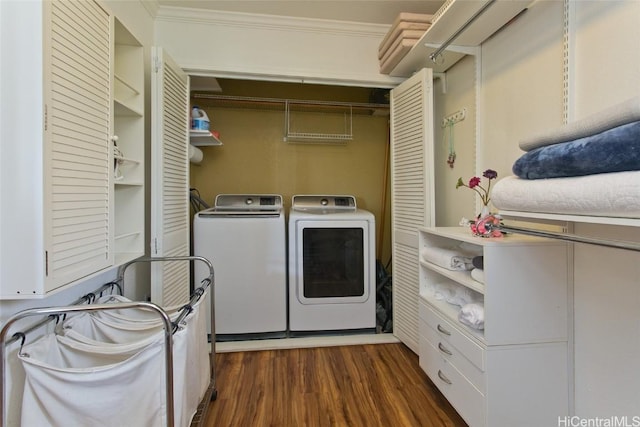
[291,195,357,213]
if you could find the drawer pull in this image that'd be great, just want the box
[437,324,451,336]
[437,370,452,385]
[438,342,453,356]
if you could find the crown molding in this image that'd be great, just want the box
[155,6,389,38]
[140,0,159,19]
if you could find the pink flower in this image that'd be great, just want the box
[456,169,498,207]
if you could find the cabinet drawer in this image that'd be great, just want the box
[419,336,485,427]
[420,299,485,371]
[420,319,485,391]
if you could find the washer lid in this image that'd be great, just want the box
[291,195,357,213]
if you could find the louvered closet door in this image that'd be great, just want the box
[150,48,191,307]
[390,68,435,353]
[43,0,112,291]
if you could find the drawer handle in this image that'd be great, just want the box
[438,342,453,356]
[438,370,452,385]
[437,324,451,336]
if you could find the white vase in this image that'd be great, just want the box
[479,205,490,218]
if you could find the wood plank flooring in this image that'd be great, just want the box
[204,343,468,427]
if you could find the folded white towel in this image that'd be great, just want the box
[432,283,480,308]
[458,303,485,330]
[421,246,477,271]
[519,96,640,151]
[471,268,485,284]
[432,283,455,302]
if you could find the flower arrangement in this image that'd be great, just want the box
[455,169,498,208]
[456,169,503,238]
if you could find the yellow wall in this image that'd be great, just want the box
[190,79,392,265]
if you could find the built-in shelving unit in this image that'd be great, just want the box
[418,226,569,426]
[389,0,530,77]
[113,19,145,265]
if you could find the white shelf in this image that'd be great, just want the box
[114,156,140,165]
[419,259,485,295]
[189,130,223,146]
[114,98,143,117]
[390,0,530,77]
[499,209,640,227]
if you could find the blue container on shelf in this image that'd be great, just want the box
[191,106,210,131]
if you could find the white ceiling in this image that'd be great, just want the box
[156,0,445,25]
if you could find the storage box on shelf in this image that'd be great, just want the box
[418,226,570,426]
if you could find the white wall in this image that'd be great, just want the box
[433,55,478,226]
[477,0,640,418]
[570,1,640,417]
[154,7,403,88]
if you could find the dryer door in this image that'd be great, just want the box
[294,219,371,304]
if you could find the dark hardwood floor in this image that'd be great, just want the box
[204,343,468,426]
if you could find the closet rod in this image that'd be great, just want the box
[3,281,121,347]
[191,93,389,113]
[429,0,497,62]
[497,224,640,252]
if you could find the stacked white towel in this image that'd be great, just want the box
[458,303,485,330]
[421,244,481,271]
[432,283,481,307]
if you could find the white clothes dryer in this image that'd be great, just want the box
[288,195,376,333]
[194,194,287,339]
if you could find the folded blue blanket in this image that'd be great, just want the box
[513,120,640,179]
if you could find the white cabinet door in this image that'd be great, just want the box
[150,47,191,307]
[390,68,435,352]
[44,0,113,289]
[0,0,112,298]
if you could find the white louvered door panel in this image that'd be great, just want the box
[151,48,191,307]
[390,68,435,353]
[44,0,112,291]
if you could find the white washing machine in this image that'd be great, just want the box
[288,195,376,333]
[194,194,287,339]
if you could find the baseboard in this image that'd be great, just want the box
[215,332,400,353]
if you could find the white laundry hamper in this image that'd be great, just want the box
[88,292,211,413]
[19,333,166,427]
[92,294,184,323]
[18,291,210,427]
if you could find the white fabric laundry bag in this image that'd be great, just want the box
[19,333,166,427]
[182,289,211,412]
[61,310,172,345]
[92,294,183,324]
[75,287,211,407]
[58,290,211,427]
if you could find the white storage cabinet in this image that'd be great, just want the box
[0,0,144,298]
[418,227,570,426]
